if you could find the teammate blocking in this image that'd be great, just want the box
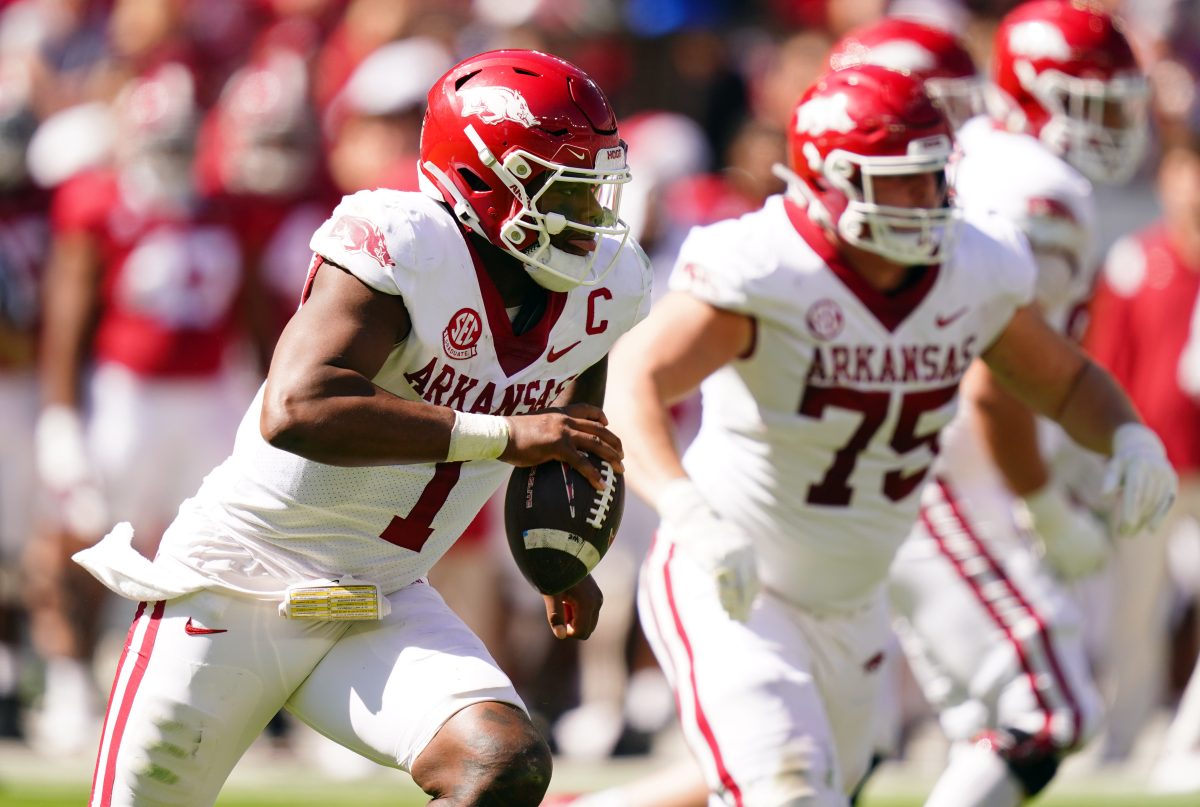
[826,5,1158,805]
[604,56,1174,807]
[72,49,651,807]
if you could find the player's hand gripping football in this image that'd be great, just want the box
[1016,485,1110,581]
[657,477,759,622]
[501,403,623,491]
[1102,423,1178,539]
[544,573,603,639]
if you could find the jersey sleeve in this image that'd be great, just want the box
[954,126,1096,317]
[50,171,111,236]
[667,216,775,315]
[308,190,416,297]
[960,211,1039,350]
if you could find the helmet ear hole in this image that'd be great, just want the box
[457,167,491,192]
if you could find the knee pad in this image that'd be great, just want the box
[974,727,1061,797]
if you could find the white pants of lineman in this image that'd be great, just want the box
[889,476,1104,752]
[88,581,523,807]
[639,535,890,807]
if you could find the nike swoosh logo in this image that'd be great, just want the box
[547,341,581,362]
[935,307,968,328]
[564,146,588,161]
[184,617,227,636]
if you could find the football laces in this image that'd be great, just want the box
[586,460,617,529]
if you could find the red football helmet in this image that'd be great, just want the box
[419,49,631,291]
[826,17,985,130]
[778,64,956,265]
[992,0,1148,183]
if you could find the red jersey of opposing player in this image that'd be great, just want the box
[1088,226,1200,473]
[51,169,246,378]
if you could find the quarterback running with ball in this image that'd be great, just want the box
[72,50,651,807]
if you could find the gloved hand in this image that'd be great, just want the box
[35,405,109,537]
[1016,484,1110,580]
[656,477,759,622]
[1102,423,1177,539]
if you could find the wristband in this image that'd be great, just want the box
[446,411,510,461]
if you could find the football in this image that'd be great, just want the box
[504,454,625,595]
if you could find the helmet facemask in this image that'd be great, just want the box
[1016,62,1149,183]
[820,135,957,265]
[424,124,631,292]
[489,137,632,292]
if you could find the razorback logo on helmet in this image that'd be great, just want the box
[854,41,937,74]
[1006,21,1073,60]
[458,86,540,128]
[442,307,483,360]
[328,215,395,269]
[796,92,856,136]
[806,298,845,341]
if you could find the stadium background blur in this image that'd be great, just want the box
[1,0,1199,803]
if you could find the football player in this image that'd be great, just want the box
[1090,113,1200,792]
[73,49,651,807]
[824,6,1157,805]
[30,62,250,756]
[603,61,1174,807]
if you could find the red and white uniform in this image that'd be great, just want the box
[889,118,1106,752]
[1087,226,1200,763]
[79,189,651,805]
[53,169,249,545]
[158,189,650,596]
[639,194,1034,805]
[0,192,47,560]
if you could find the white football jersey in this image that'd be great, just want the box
[158,190,652,596]
[937,117,1100,492]
[953,117,1097,332]
[674,195,1035,610]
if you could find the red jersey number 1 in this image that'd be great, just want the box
[379,462,463,552]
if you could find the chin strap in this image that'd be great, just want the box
[418,161,484,233]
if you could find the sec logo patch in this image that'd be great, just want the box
[806,298,844,341]
[443,308,483,359]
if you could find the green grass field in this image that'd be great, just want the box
[2,781,1197,807]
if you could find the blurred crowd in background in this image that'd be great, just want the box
[3,0,1200,791]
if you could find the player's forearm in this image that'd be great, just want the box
[1049,360,1141,456]
[261,367,456,466]
[604,368,687,508]
[39,248,100,407]
[965,363,1048,496]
